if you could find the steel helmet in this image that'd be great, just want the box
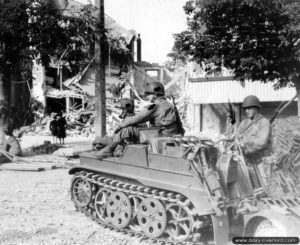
[115,98,134,113]
[242,95,261,109]
[144,82,165,96]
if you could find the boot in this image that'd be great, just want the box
[95,142,119,160]
[92,136,113,150]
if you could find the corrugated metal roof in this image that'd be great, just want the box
[187,79,296,104]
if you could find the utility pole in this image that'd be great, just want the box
[94,0,106,137]
[0,0,5,102]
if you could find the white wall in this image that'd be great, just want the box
[186,103,222,137]
[202,104,222,137]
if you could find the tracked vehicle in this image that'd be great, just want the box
[69,135,300,244]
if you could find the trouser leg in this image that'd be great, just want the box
[96,126,140,159]
[112,126,140,143]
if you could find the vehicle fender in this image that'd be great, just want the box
[69,166,90,175]
[243,209,300,237]
[216,153,238,185]
[212,214,229,245]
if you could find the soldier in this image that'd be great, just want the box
[96,81,180,159]
[92,98,136,151]
[234,95,271,188]
[117,98,135,119]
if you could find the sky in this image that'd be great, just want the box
[77,0,188,64]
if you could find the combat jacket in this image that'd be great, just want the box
[117,97,178,136]
[235,113,271,162]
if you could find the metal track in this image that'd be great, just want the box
[70,170,214,245]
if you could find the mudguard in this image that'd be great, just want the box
[243,209,300,237]
[212,214,229,245]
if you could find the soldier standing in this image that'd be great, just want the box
[96,82,180,159]
[234,95,271,188]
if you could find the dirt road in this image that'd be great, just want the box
[0,168,238,245]
[0,169,143,245]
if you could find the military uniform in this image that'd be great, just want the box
[235,113,271,189]
[96,81,182,159]
[96,96,180,159]
[235,113,271,160]
[113,97,179,142]
[92,100,146,151]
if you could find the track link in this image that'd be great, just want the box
[70,171,214,245]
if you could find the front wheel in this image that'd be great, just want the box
[248,218,287,237]
[71,176,92,208]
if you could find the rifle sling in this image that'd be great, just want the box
[239,115,262,136]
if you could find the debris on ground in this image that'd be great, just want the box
[52,145,92,157]
[0,153,78,172]
[0,164,45,171]
[24,142,63,155]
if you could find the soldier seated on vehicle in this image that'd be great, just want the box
[96,82,182,159]
[233,95,271,189]
[93,98,148,156]
[93,98,144,150]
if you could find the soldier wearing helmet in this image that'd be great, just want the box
[96,81,181,159]
[234,95,271,187]
[93,98,136,151]
[115,98,134,119]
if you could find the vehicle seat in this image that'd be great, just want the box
[148,137,175,154]
[139,127,161,144]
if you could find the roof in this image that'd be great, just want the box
[63,0,136,44]
[188,78,296,104]
[76,76,121,97]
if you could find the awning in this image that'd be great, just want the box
[187,79,296,104]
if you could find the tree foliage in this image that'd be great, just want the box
[173,0,300,88]
[0,0,130,78]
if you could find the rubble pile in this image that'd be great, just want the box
[19,97,149,138]
[24,142,62,155]
[65,107,95,137]
[20,66,190,138]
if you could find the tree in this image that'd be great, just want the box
[173,0,300,115]
[0,0,129,127]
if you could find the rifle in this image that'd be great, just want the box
[171,96,185,136]
[227,99,236,125]
[270,94,297,124]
